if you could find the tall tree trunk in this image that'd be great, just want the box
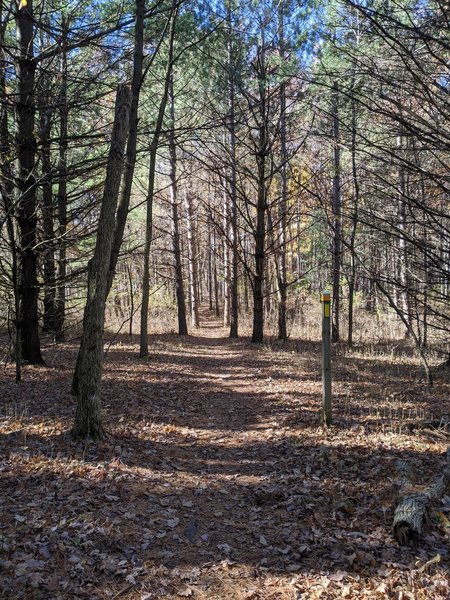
[139,138,157,356]
[1,12,21,380]
[397,130,412,338]
[40,104,58,334]
[15,0,43,363]
[276,3,288,341]
[168,73,188,336]
[252,173,265,344]
[213,226,220,317]
[227,2,239,338]
[251,47,268,344]
[72,0,145,383]
[72,85,131,441]
[55,26,68,342]
[185,189,200,328]
[126,262,134,336]
[348,90,359,349]
[107,0,145,295]
[222,180,231,327]
[139,7,177,356]
[331,81,342,344]
[208,218,213,310]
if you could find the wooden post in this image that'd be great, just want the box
[321,290,332,425]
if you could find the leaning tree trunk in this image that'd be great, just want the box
[107,0,145,296]
[72,85,131,441]
[15,0,43,363]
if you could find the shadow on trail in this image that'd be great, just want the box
[1,425,448,598]
[1,310,450,598]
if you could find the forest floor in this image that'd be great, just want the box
[1,308,450,599]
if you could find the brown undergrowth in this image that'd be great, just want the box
[1,309,450,599]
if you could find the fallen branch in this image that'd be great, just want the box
[404,417,450,434]
[393,449,450,546]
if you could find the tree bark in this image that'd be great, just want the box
[40,103,58,334]
[168,72,188,336]
[222,179,231,328]
[397,130,412,339]
[393,453,450,546]
[331,81,342,344]
[226,2,239,338]
[276,3,287,341]
[185,188,200,328]
[72,85,131,441]
[251,48,268,344]
[1,12,21,380]
[348,91,359,349]
[107,0,145,296]
[139,7,177,355]
[15,0,43,363]
[54,27,68,342]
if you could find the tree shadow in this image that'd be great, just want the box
[1,429,448,598]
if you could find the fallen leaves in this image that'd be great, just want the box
[0,316,449,599]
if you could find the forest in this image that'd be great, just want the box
[0,0,449,598]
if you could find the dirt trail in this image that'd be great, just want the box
[1,309,449,599]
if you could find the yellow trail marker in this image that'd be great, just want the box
[321,290,332,425]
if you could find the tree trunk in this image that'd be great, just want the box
[276,3,288,341]
[185,189,200,328]
[107,0,145,296]
[54,29,68,342]
[40,105,58,334]
[252,154,266,344]
[72,85,131,441]
[168,73,188,336]
[15,0,43,363]
[348,92,359,349]
[397,131,412,339]
[331,81,342,344]
[222,179,231,328]
[251,48,268,344]
[208,218,213,311]
[393,454,450,546]
[226,3,239,338]
[126,262,134,336]
[1,16,21,381]
[213,227,220,317]
[139,6,177,356]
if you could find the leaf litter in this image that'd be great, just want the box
[0,310,450,598]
